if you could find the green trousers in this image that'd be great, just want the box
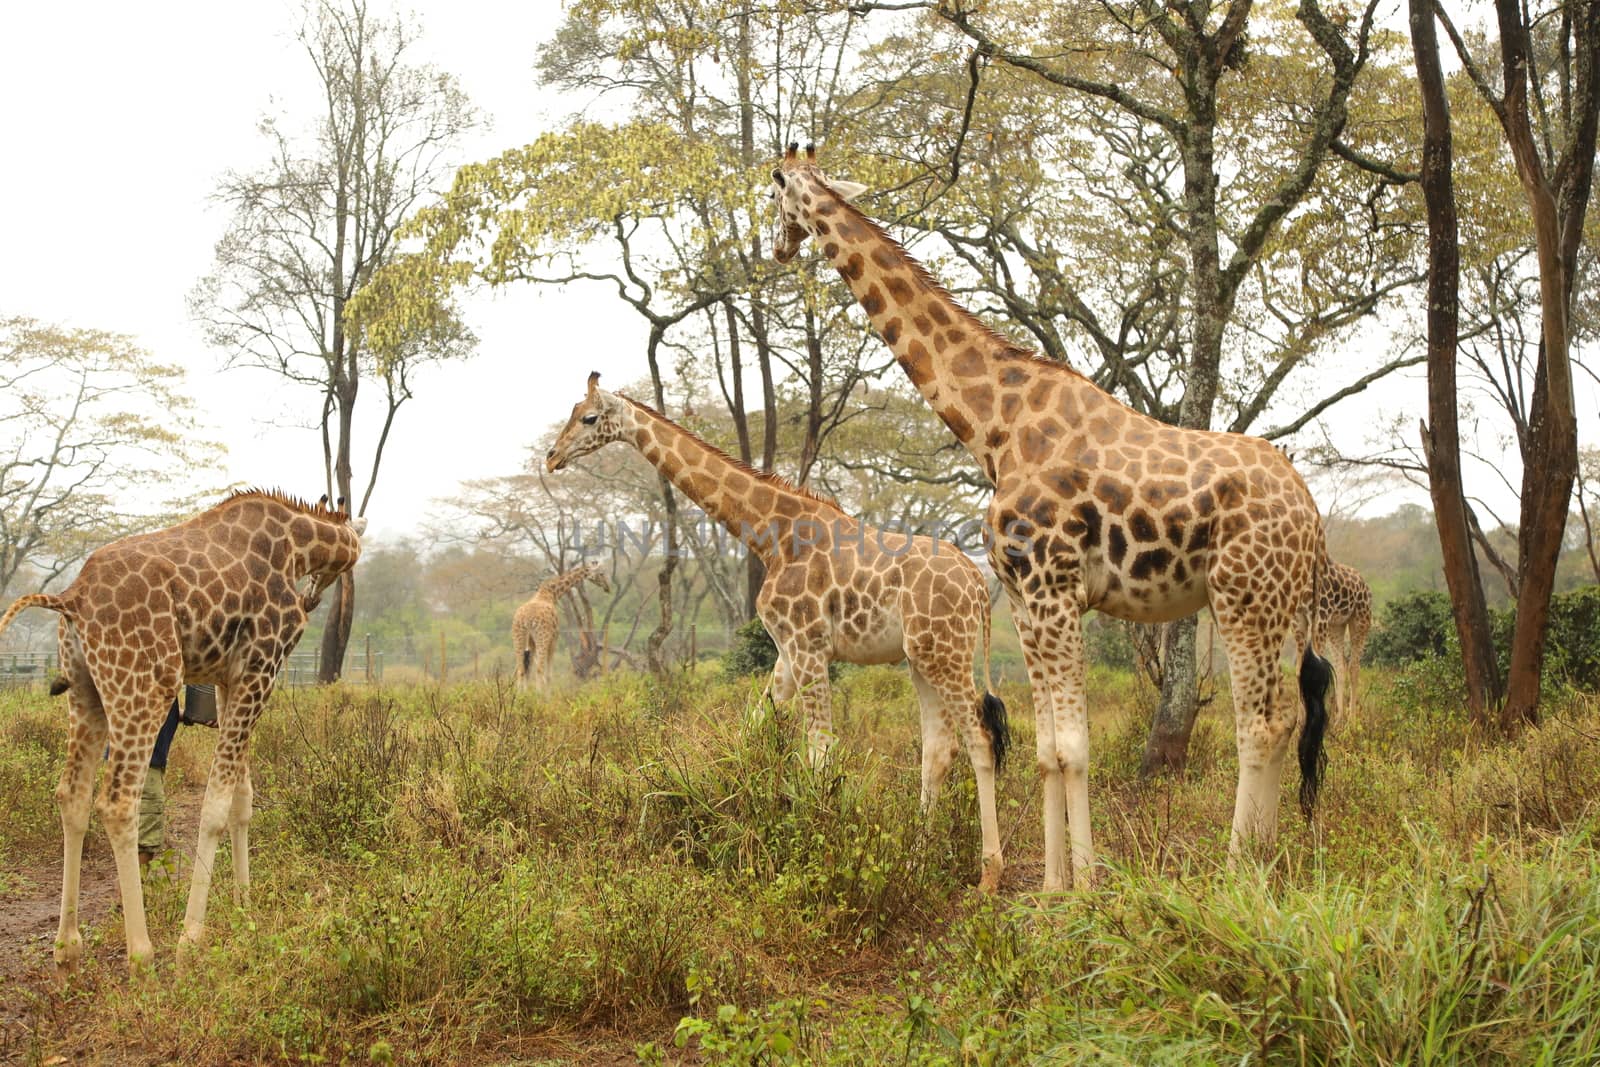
[138,766,165,854]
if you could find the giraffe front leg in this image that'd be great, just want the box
[53,692,107,974]
[790,650,835,769]
[182,687,259,954]
[229,757,253,909]
[1013,589,1092,891]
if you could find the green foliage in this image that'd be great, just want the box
[722,617,778,679]
[1515,585,1600,692]
[1369,586,1600,702]
[0,688,64,878]
[1084,615,1137,670]
[1367,590,1454,667]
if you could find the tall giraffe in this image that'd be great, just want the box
[1295,559,1371,724]
[546,373,1013,888]
[0,490,364,969]
[771,144,1332,890]
[511,562,611,691]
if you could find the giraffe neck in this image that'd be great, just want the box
[622,400,830,565]
[810,192,1093,476]
[540,566,594,601]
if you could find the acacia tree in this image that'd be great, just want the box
[0,316,218,605]
[194,0,476,682]
[1434,0,1600,728]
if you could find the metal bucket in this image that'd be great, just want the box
[182,684,218,727]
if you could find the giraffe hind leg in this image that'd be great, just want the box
[53,651,107,973]
[98,690,169,969]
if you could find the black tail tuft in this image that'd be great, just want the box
[521,649,532,678]
[1297,645,1334,819]
[48,675,70,697]
[981,692,1011,773]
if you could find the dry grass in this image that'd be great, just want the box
[0,666,1596,1064]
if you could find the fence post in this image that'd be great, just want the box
[365,633,373,683]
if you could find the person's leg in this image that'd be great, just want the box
[138,699,181,867]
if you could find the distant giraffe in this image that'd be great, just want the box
[512,562,611,691]
[547,373,1013,889]
[0,490,364,970]
[1295,560,1371,723]
[771,143,1332,890]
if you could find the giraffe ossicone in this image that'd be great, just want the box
[546,373,1014,890]
[772,146,1334,891]
[0,489,364,970]
[512,562,611,692]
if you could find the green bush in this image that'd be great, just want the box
[1367,590,1454,667]
[1526,585,1600,691]
[723,618,778,679]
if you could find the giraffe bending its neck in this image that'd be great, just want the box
[546,372,1014,889]
[0,490,364,970]
[1295,559,1371,725]
[512,562,610,692]
[772,143,1333,891]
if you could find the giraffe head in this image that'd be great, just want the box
[295,494,366,611]
[769,142,868,264]
[582,561,611,594]
[545,372,630,472]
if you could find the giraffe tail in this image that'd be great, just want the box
[521,648,532,680]
[1297,556,1335,820]
[978,598,1010,773]
[0,593,65,643]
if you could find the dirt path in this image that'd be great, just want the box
[0,786,203,1063]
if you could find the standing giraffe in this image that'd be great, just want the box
[0,490,364,969]
[546,373,1013,889]
[511,562,611,691]
[1295,560,1371,724]
[770,144,1332,890]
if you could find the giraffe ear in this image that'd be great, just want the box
[587,371,601,397]
[825,178,868,203]
[351,516,368,536]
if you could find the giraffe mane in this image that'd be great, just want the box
[222,487,348,518]
[619,396,845,515]
[821,184,1096,386]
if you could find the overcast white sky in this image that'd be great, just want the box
[1,1,1589,546]
[0,0,648,543]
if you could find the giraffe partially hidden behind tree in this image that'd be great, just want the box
[1295,559,1371,725]
[770,143,1332,891]
[511,562,610,691]
[0,490,364,970]
[546,373,1013,889]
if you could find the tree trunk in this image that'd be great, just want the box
[644,327,676,676]
[1141,89,1223,777]
[1411,0,1503,721]
[319,367,359,683]
[317,571,356,682]
[1140,619,1199,776]
[1492,0,1591,729]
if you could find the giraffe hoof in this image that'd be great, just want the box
[52,936,82,976]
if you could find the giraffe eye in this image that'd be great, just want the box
[581,414,599,425]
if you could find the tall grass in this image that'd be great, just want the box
[0,668,1597,1063]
